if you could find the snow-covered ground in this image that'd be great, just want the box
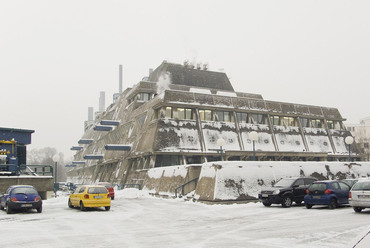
[0,189,369,248]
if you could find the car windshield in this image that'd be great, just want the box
[274,178,296,188]
[88,187,108,194]
[309,183,327,191]
[12,187,38,194]
[352,182,370,191]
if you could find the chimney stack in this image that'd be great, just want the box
[88,107,94,121]
[99,91,105,112]
[119,64,123,94]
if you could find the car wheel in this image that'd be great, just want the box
[105,206,111,211]
[68,199,73,208]
[282,196,292,208]
[6,205,12,214]
[305,204,313,209]
[37,206,42,213]
[0,204,4,210]
[262,200,272,207]
[353,207,363,213]
[329,199,337,209]
[80,201,86,211]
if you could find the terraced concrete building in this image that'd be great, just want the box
[68,61,357,184]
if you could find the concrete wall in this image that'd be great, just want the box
[0,176,54,199]
[136,161,370,202]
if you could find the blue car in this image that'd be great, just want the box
[0,185,42,214]
[304,180,350,209]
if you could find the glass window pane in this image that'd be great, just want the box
[165,107,172,118]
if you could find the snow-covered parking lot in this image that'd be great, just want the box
[0,189,369,248]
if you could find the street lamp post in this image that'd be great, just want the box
[52,154,60,198]
[249,131,259,161]
[344,136,354,162]
[217,138,226,161]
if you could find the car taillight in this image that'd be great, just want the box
[306,189,310,194]
[11,197,18,202]
[35,197,40,201]
[324,189,332,194]
[349,192,352,199]
[84,194,89,199]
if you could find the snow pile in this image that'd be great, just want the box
[194,161,370,201]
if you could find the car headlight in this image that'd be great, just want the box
[272,189,280,195]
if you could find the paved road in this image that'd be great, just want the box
[0,190,369,248]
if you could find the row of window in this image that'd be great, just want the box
[158,107,344,129]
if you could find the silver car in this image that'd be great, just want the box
[348,179,370,213]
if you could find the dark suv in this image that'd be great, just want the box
[258,177,316,208]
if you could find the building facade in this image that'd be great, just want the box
[68,61,358,184]
[347,117,370,161]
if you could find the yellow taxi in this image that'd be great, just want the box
[68,185,111,211]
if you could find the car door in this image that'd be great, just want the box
[338,182,350,204]
[292,179,306,201]
[71,186,85,205]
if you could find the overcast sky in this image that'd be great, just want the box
[1,0,369,160]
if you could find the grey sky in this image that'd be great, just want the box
[1,0,369,160]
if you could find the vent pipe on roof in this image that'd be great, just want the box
[119,64,123,94]
[88,107,94,121]
[99,91,105,112]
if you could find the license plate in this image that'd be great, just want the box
[21,204,32,207]
[94,196,103,199]
[262,194,269,198]
[313,196,321,199]
[358,195,370,198]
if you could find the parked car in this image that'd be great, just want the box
[348,179,370,213]
[258,177,317,207]
[0,185,42,214]
[96,182,115,200]
[340,179,358,189]
[304,180,350,209]
[68,185,111,211]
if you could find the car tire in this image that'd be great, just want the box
[80,201,86,211]
[37,206,42,213]
[305,204,313,209]
[105,206,111,211]
[6,205,12,214]
[282,196,292,208]
[329,199,337,209]
[353,207,363,213]
[68,199,73,208]
[262,200,272,207]
[0,204,4,210]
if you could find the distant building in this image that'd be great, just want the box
[346,117,370,161]
[68,61,358,184]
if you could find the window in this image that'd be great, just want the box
[236,112,248,123]
[155,155,180,167]
[250,114,266,124]
[301,118,310,128]
[311,119,323,128]
[199,110,213,121]
[137,114,147,127]
[215,111,231,122]
[177,108,193,120]
[165,107,173,118]
[137,93,151,101]
[327,120,334,129]
[281,117,296,127]
[270,116,280,126]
